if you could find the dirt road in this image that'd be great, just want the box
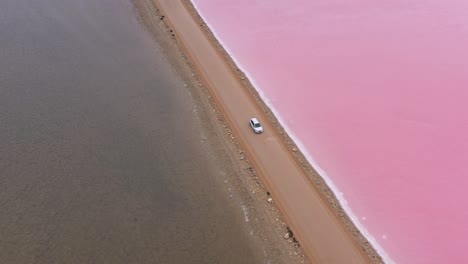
[154,0,375,263]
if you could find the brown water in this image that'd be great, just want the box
[0,0,262,263]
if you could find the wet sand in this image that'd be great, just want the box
[151,0,383,263]
[0,0,304,263]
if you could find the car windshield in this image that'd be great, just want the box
[254,123,261,128]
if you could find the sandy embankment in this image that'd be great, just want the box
[151,0,383,263]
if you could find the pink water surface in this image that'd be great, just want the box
[192,0,468,263]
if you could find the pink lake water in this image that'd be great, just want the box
[191,0,468,263]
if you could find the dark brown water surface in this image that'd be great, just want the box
[0,0,261,263]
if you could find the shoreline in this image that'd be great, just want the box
[132,0,309,262]
[150,0,384,262]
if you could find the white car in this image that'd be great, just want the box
[249,118,264,134]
